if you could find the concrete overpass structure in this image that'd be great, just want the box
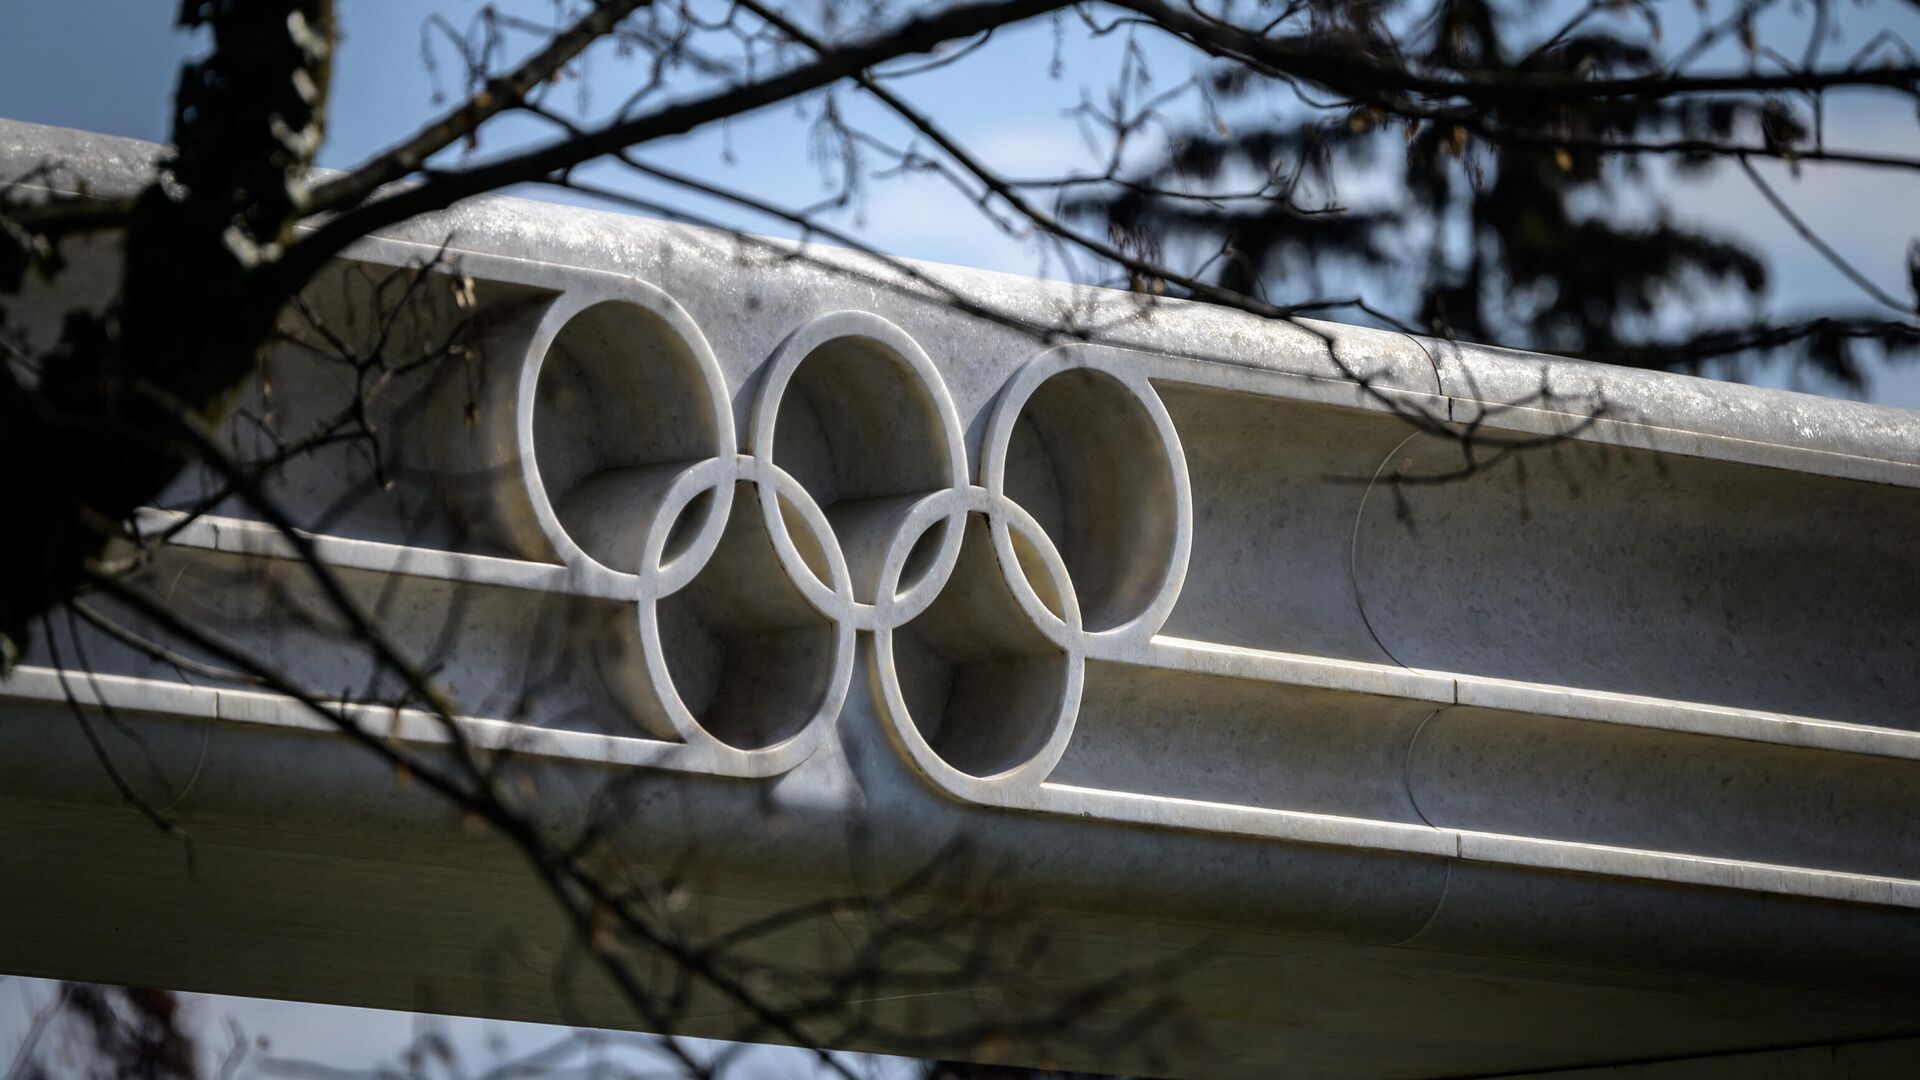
[4,120,1920,1077]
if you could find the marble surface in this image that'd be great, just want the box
[5,119,1920,1078]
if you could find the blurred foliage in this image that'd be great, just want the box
[1067,0,1920,385]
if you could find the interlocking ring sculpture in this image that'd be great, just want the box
[430,276,1193,791]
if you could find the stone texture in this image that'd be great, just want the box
[5,119,1920,1078]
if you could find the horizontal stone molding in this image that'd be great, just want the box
[8,227,1919,897]
[6,119,1920,1078]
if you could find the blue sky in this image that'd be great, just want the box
[3,2,1919,1073]
[6,2,1918,408]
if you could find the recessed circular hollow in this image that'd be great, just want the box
[650,481,840,751]
[533,300,723,573]
[661,487,714,565]
[889,513,1072,778]
[1001,369,1179,632]
[770,336,954,600]
[898,525,944,595]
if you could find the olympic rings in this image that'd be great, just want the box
[432,283,1192,783]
